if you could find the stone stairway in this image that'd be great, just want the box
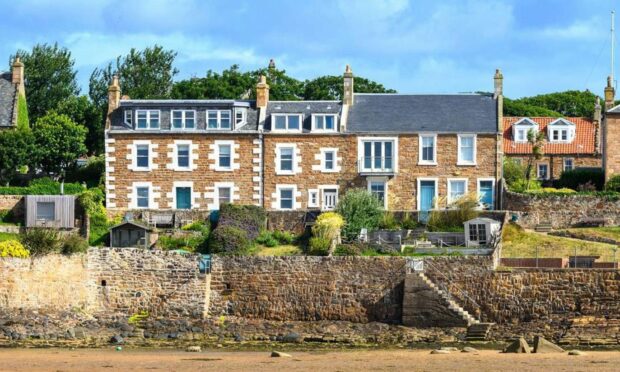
[417,272,479,326]
[464,322,494,341]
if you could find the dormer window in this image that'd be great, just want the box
[273,114,302,132]
[136,110,160,129]
[312,114,337,132]
[512,118,538,143]
[124,110,132,125]
[547,118,575,143]
[207,110,231,130]
[235,108,247,127]
[171,110,195,130]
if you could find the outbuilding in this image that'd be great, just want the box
[25,195,76,228]
[109,220,154,248]
[464,217,501,247]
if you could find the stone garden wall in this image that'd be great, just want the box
[0,195,24,219]
[503,189,620,228]
[209,256,408,323]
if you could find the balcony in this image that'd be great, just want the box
[358,156,396,175]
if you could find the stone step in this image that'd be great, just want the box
[535,223,553,232]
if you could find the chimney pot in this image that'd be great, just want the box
[343,65,354,105]
[256,74,270,108]
[268,59,276,69]
[493,68,503,98]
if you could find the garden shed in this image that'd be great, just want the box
[25,195,76,228]
[109,221,153,248]
[464,217,501,247]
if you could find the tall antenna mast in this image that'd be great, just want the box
[612,10,615,83]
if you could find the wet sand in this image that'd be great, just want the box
[0,348,618,371]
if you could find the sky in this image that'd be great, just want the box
[0,0,618,98]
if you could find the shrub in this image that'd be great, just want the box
[336,189,383,240]
[61,234,89,255]
[255,231,278,247]
[181,220,210,236]
[0,177,85,195]
[65,155,105,188]
[308,237,331,256]
[526,187,576,195]
[272,230,295,244]
[503,158,528,189]
[427,193,479,232]
[312,212,344,241]
[78,188,110,246]
[605,175,620,192]
[559,168,605,191]
[509,178,542,193]
[159,233,207,253]
[0,240,30,258]
[216,204,266,240]
[0,209,17,224]
[378,211,400,230]
[20,228,61,256]
[209,225,252,255]
[333,243,363,256]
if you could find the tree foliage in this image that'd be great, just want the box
[54,96,104,155]
[32,112,87,177]
[504,91,598,118]
[11,43,79,122]
[302,75,397,100]
[524,129,546,187]
[336,189,384,240]
[0,129,35,185]
[171,64,255,99]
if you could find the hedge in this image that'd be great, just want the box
[216,203,266,240]
[558,168,605,191]
[0,178,85,195]
[209,225,252,255]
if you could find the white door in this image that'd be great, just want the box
[322,189,338,210]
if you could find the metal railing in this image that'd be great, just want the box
[357,156,395,173]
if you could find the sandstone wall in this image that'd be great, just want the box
[209,256,407,323]
[0,195,24,219]
[504,189,620,228]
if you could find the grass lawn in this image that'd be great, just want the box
[254,244,303,256]
[0,232,20,242]
[502,223,618,262]
[556,227,620,244]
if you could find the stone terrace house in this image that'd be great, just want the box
[0,58,26,129]
[105,67,503,214]
[503,111,602,182]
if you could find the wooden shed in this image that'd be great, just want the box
[464,217,501,247]
[25,195,76,228]
[109,221,153,248]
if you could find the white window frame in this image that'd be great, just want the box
[476,178,496,210]
[418,134,437,165]
[234,108,247,127]
[563,158,574,172]
[131,182,154,209]
[276,184,297,211]
[307,189,319,208]
[447,178,468,205]
[319,148,340,173]
[216,143,233,171]
[416,177,439,210]
[547,118,576,143]
[457,134,477,166]
[174,143,191,171]
[319,185,339,211]
[124,110,132,125]
[311,114,338,132]
[272,113,303,133]
[135,110,160,129]
[357,137,398,172]
[512,118,539,143]
[367,177,388,209]
[537,163,549,180]
[275,144,300,175]
[207,110,232,130]
[171,109,196,130]
[215,184,233,210]
[133,141,152,171]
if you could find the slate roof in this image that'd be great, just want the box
[109,99,259,132]
[347,93,498,133]
[264,101,342,132]
[503,117,597,155]
[0,72,17,128]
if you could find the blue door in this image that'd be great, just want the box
[176,187,191,209]
[419,180,436,222]
[479,181,494,210]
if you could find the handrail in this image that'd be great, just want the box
[422,258,482,321]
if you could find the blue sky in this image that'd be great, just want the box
[0,0,617,98]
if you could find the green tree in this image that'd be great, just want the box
[54,96,104,155]
[336,189,384,240]
[504,98,561,117]
[524,129,546,188]
[302,75,397,100]
[89,45,178,102]
[32,112,87,178]
[0,130,35,185]
[171,65,255,99]
[11,43,79,122]
[504,91,598,118]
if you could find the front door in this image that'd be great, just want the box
[418,180,436,222]
[176,187,192,209]
[322,189,338,210]
[478,180,494,210]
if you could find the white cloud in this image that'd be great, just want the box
[532,17,605,41]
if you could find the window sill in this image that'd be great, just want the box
[418,162,437,166]
[132,168,152,172]
[457,162,477,166]
[214,167,234,172]
[276,170,296,176]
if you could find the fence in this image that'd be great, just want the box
[501,245,619,269]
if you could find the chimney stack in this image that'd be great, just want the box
[107,74,121,116]
[343,65,354,105]
[256,75,269,108]
[11,57,25,96]
[493,69,503,99]
[605,75,616,110]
